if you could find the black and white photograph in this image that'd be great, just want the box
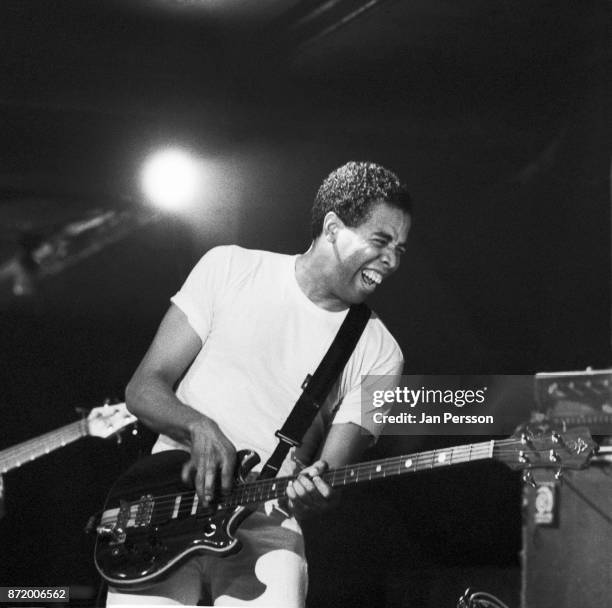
[0,1,610,607]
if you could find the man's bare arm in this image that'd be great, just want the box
[319,422,373,468]
[125,304,236,506]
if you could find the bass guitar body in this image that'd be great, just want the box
[94,449,260,588]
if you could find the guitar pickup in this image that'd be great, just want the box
[134,494,154,527]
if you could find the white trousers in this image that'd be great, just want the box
[106,503,308,607]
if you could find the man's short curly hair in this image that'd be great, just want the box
[311,161,412,239]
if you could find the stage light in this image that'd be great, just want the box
[140,148,201,211]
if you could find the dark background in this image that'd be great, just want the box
[0,1,609,606]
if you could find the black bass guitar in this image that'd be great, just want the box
[94,426,596,587]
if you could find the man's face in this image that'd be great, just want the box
[327,201,411,305]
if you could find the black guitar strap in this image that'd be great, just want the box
[258,302,371,481]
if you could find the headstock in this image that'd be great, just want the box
[496,426,597,473]
[86,403,138,439]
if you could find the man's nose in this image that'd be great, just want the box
[381,247,399,272]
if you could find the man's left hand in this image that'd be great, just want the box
[285,460,339,519]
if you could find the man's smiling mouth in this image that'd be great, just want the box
[362,269,383,286]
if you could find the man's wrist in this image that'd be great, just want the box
[185,414,217,445]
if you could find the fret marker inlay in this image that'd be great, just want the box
[405,459,412,468]
[172,496,181,519]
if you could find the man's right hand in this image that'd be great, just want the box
[181,418,237,508]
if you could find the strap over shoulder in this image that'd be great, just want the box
[259,303,371,480]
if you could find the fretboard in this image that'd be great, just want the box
[216,439,499,510]
[0,419,88,473]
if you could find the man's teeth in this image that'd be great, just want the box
[362,270,382,285]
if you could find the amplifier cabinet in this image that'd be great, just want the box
[521,464,612,608]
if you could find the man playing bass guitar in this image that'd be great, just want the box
[108,161,412,606]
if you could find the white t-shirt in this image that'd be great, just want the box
[153,245,403,475]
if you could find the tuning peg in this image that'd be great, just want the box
[549,449,561,463]
[551,431,563,445]
[522,470,537,488]
[554,468,563,481]
[518,450,529,464]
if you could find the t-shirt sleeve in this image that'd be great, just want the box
[170,246,230,342]
[331,321,404,441]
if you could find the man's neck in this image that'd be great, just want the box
[295,246,348,312]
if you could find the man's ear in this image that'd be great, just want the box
[323,212,344,243]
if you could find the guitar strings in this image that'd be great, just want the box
[106,444,499,507]
[101,443,565,520]
[103,442,561,516]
